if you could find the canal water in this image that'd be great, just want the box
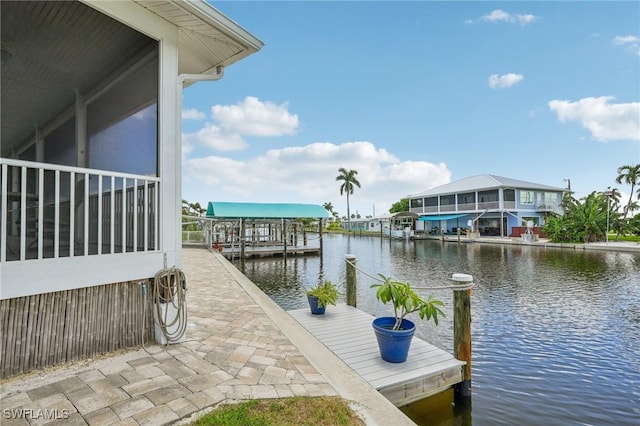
[234,234,640,426]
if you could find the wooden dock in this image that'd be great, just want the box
[288,303,466,406]
[220,245,320,259]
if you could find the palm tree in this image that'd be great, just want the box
[323,202,334,215]
[336,168,361,231]
[615,164,640,218]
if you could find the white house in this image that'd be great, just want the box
[407,174,566,237]
[0,0,262,378]
[340,212,418,239]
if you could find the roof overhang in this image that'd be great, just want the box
[418,214,469,221]
[1,0,263,157]
[134,0,263,75]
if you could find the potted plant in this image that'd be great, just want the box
[306,280,340,315]
[370,274,445,363]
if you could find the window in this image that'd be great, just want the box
[504,189,515,202]
[542,192,559,206]
[410,198,423,208]
[440,195,455,205]
[44,118,76,166]
[458,192,475,204]
[425,197,438,207]
[88,55,158,176]
[478,190,499,202]
[520,191,534,205]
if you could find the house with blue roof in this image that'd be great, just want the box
[407,174,567,237]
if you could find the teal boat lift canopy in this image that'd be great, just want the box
[206,201,329,219]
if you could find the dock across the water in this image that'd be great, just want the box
[288,303,466,406]
[220,245,321,259]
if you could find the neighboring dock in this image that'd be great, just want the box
[219,244,321,259]
[288,303,466,406]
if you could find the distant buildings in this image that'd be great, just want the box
[407,174,566,237]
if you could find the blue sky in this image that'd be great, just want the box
[181,1,640,218]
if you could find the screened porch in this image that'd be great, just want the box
[1,159,159,263]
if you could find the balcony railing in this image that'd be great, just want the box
[1,159,160,262]
[536,203,562,214]
[456,202,476,211]
[477,201,499,210]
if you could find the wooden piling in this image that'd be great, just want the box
[452,273,473,403]
[345,254,357,307]
[240,218,246,259]
[318,220,323,257]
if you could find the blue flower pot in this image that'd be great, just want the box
[372,317,416,363]
[307,295,326,315]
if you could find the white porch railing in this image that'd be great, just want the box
[1,158,160,262]
[536,203,563,214]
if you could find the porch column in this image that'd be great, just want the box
[75,91,87,168]
[35,127,44,163]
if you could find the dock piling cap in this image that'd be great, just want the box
[451,273,473,282]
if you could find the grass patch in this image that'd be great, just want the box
[608,234,640,242]
[191,396,365,426]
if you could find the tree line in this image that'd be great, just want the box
[543,164,640,243]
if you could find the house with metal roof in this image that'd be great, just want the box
[0,0,262,378]
[407,174,566,238]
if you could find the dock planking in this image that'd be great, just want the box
[221,246,320,259]
[288,303,466,406]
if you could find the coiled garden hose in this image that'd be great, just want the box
[152,266,188,345]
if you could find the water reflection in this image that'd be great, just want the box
[235,234,640,425]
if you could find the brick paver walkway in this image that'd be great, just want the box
[0,246,336,425]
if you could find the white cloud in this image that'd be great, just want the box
[182,141,451,217]
[211,96,299,136]
[614,35,640,56]
[488,73,524,89]
[548,96,640,142]
[614,35,640,45]
[182,96,299,152]
[182,108,206,120]
[182,124,248,152]
[478,9,538,25]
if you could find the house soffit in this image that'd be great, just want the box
[1,0,262,158]
[1,0,155,157]
[134,0,263,74]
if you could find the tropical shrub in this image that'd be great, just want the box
[543,191,616,243]
[371,274,445,330]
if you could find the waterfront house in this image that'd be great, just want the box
[341,212,418,238]
[0,0,262,378]
[407,174,566,237]
[361,214,393,233]
[340,216,383,232]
